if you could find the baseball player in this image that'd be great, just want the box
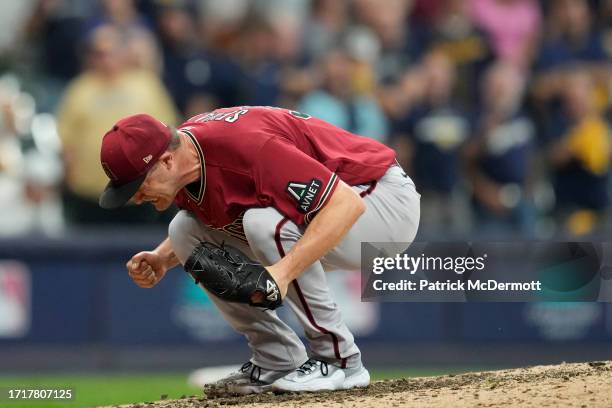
[99,106,420,394]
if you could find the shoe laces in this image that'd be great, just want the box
[297,359,328,376]
[240,361,262,383]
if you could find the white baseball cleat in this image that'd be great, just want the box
[272,359,371,392]
[206,361,292,396]
[342,364,371,389]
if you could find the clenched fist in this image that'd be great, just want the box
[126,251,169,288]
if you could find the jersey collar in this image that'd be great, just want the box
[180,129,206,205]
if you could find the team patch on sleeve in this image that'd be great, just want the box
[286,178,323,213]
[284,173,339,223]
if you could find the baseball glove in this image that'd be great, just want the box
[184,242,283,310]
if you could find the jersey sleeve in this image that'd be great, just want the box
[253,137,340,225]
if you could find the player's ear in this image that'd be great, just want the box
[158,151,173,170]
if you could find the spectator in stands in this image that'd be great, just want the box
[468,0,541,70]
[548,71,611,236]
[465,62,535,237]
[392,51,471,235]
[410,0,444,26]
[531,0,612,153]
[198,0,250,44]
[0,2,38,55]
[536,0,609,72]
[599,0,612,29]
[156,4,219,116]
[353,0,417,83]
[298,49,388,142]
[57,24,177,225]
[21,0,95,113]
[300,0,350,63]
[0,75,64,236]
[87,0,161,72]
[230,15,283,106]
[412,0,494,108]
[23,0,94,84]
[199,13,284,108]
[256,0,309,66]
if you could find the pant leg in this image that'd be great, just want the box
[168,210,307,370]
[243,208,362,369]
[322,165,421,271]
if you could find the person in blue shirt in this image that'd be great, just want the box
[392,50,471,236]
[547,71,611,236]
[536,0,608,72]
[532,0,611,145]
[465,62,535,238]
[299,49,388,142]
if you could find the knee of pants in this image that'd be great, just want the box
[168,210,200,264]
[243,208,278,249]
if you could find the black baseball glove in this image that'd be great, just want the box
[184,242,283,310]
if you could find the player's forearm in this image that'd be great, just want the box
[154,237,180,270]
[271,182,365,282]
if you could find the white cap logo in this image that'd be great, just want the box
[143,154,153,164]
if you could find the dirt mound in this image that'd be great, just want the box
[113,360,612,408]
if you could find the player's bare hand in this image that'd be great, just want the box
[126,251,169,288]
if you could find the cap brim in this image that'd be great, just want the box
[99,174,147,209]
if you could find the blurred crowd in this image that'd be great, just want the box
[0,0,611,239]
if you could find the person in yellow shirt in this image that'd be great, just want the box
[57,24,177,224]
[549,71,611,236]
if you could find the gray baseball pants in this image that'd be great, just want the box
[168,165,420,371]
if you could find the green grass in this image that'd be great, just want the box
[0,373,198,408]
[0,368,477,408]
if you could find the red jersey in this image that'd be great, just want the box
[174,106,395,240]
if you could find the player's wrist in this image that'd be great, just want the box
[155,250,179,272]
[154,238,179,270]
[267,264,290,286]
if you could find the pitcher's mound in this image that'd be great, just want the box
[116,360,612,408]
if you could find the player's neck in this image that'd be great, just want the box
[177,133,203,188]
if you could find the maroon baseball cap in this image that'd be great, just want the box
[99,114,171,209]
